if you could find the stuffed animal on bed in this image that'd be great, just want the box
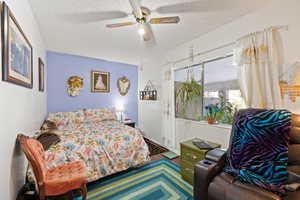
[40,120,57,132]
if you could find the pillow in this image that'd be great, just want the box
[40,120,57,133]
[84,108,117,123]
[36,132,61,150]
[47,110,85,127]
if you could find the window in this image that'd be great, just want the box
[228,90,245,108]
[203,55,244,124]
[174,55,245,124]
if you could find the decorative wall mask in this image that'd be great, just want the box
[117,76,130,96]
[67,76,83,96]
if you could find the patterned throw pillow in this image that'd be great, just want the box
[84,108,117,123]
[47,110,85,127]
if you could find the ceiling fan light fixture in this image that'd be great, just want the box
[136,17,146,24]
[138,27,145,35]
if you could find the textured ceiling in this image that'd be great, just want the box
[28,0,270,65]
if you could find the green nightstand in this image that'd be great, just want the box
[180,138,220,185]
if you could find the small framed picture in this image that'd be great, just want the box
[91,70,110,93]
[2,2,33,88]
[38,58,44,92]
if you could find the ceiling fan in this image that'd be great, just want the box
[64,0,231,42]
[105,0,180,42]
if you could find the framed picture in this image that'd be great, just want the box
[38,58,44,92]
[91,70,110,93]
[2,2,33,88]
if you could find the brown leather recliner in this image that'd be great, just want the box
[194,113,300,200]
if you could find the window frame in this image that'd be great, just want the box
[174,54,236,122]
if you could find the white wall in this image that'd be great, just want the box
[138,56,164,144]
[0,0,46,199]
[143,0,300,151]
[175,119,231,149]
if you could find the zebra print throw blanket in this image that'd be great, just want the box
[225,109,292,195]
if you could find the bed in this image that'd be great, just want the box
[28,109,150,183]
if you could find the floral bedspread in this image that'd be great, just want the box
[28,120,150,182]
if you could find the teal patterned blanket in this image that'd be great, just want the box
[224,109,292,195]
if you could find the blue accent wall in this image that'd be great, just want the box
[47,51,138,123]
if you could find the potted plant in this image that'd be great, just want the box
[205,104,220,124]
[215,95,237,124]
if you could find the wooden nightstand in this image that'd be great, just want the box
[180,138,220,185]
[124,122,135,128]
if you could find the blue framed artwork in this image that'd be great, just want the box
[2,2,33,88]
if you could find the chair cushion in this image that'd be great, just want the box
[288,144,300,165]
[291,114,300,128]
[44,161,87,196]
[283,190,300,200]
[288,166,300,176]
[289,127,300,144]
[26,139,47,177]
[208,173,281,200]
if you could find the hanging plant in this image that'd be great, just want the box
[176,78,203,108]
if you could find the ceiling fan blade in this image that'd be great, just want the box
[129,0,143,19]
[106,21,136,28]
[141,23,155,43]
[62,11,129,24]
[156,1,225,14]
[150,16,180,24]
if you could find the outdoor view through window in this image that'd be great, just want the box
[175,55,245,124]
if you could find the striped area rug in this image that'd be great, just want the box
[76,159,193,200]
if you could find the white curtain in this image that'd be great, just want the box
[234,28,284,109]
[161,64,176,150]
